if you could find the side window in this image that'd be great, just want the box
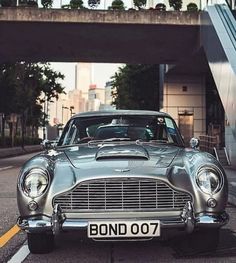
[165,117,178,143]
[61,121,78,145]
[156,118,167,140]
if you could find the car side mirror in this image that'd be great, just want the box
[41,139,57,150]
[189,138,200,149]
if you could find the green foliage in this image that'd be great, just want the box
[155,3,166,11]
[111,64,159,110]
[108,0,125,10]
[27,0,38,6]
[41,0,53,8]
[133,0,146,9]
[0,62,65,143]
[187,3,198,11]
[169,0,182,11]
[88,0,100,8]
[19,0,37,6]
[0,0,16,7]
[70,0,83,9]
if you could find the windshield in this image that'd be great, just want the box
[57,114,184,146]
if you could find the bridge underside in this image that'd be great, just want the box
[0,8,200,64]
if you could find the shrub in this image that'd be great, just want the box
[155,3,166,11]
[169,0,182,11]
[41,0,53,8]
[70,0,83,9]
[0,0,16,7]
[27,0,38,6]
[108,0,125,10]
[88,0,100,8]
[187,3,198,11]
[133,0,146,9]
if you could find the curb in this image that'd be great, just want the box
[228,182,236,207]
[228,194,236,207]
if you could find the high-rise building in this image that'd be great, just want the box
[75,62,91,90]
[88,84,105,111]
[74,62,93,112]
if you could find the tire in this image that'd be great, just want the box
[173,228,220,255]
[27,232,54,254]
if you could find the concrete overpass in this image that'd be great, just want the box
[0,8,200,64]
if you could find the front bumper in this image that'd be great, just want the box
[17,202,229,235]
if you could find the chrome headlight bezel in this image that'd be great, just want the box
[196,165,224,195]
[21,168,49,198]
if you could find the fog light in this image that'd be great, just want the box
[28,201,38,211]
[207,198,217,208]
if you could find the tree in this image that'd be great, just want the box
[88,0,100,8]
[133,0,146,10]
[111,64,159,110]
[169,0,182,11]
[70,0,84,9]
[108,0,125,10]
[0,62,65,146]
[41,0,53,8]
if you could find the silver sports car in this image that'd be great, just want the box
[17,110,228,254]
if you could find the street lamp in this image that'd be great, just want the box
[69,106,75,117]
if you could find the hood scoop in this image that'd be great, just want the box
[95,145,149,160]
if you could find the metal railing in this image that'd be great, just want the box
[214,3,236,52]
[10,0,236,10]
[199,135,219,153]
[201,0,235,10]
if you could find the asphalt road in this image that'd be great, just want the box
[1,154,236,263]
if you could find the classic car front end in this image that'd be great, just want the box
[17,110,228,254]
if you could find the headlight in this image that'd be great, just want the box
[22,168,49,198]
[196,166,223,195]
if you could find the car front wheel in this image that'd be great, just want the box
[27,232,54,254]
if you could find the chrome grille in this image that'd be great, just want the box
[53,178,191,212]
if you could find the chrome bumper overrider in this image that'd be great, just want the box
[17,202,229,235]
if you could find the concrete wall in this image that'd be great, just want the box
[162,74,206,138]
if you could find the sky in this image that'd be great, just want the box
[50,62,123,91]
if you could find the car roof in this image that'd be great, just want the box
[71,110,170,119]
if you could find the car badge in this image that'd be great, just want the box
[114,168,130,173]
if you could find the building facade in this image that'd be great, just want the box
[162,74,206,145]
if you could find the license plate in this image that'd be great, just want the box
[88,220,160,238]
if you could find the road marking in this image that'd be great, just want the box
[0,225,20,248]
[0,166,13,171]
[8,244,30,263]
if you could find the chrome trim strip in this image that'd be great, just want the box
[17,210,229,233]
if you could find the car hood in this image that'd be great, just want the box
[62,143,180,168]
